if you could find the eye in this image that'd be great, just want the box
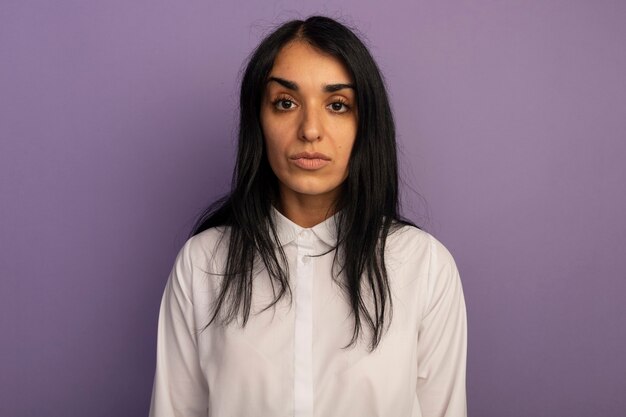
[271,96,298,112]
[327,99,350,114]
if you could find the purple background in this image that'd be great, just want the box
[2,1,625,416]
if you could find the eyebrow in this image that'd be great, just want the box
[267,76,355,93]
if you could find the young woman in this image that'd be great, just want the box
[150,15,467,417]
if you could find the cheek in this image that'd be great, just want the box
[337,134,356,165]
[261,110,286,143]
[265,141,281,167]
[263,132,289,175]
[334,119,357,153]
[261,117,281,165]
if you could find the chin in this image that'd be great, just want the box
[293,185,336,196]
[282,179,342,198]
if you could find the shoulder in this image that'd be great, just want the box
[174,226,230,275]
[386,223,457,269]
[164,227,230,299]
[186,226,228,254]
[387,225,464,321]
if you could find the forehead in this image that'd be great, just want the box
[268,41,353,84]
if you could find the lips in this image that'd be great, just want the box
[289,152,331,170]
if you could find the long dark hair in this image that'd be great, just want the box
[190,15,414,351]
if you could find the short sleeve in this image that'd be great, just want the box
[416,235,467,417]
[149,237,209,417]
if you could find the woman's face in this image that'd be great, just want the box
[260,40,357,207]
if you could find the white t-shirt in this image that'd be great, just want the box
[149,208,467,417]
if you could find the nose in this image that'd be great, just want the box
[298,105,322,142]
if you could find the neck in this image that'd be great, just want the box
[276,189,339,228]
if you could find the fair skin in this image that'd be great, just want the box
[260,40,358,228]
